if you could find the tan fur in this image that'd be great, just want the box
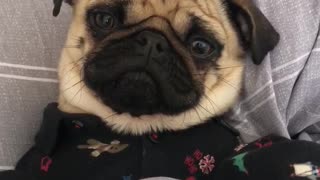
[58,0,245,135]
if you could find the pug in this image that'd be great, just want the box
[54,0,279,135]
[2,0,298,180]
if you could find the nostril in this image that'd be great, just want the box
[134,31,170,54]
[156,43,164,53]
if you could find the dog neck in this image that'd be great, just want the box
[58,95,86,114]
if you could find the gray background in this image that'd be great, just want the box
[229,0,320,143]
[0,0,319,170]
[0,0,69,170]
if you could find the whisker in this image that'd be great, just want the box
[64,45,81,49]
[196,81,220,115]
[70,83,85,104]
[61,56,86,76]
[61,78,83,93]
[216,66,243,70]
[103,113,119,120]
[203,94,218,115]
[219,77,238,90]
[193,72,238,91]
[193,108,202,122]
[198,102,215,117]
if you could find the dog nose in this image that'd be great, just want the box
[135,30,170,56]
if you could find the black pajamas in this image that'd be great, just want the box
[0,103,319,180]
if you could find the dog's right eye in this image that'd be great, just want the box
[89,12,115,30]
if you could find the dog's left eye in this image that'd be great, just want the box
[89,12,115,30]
[189,38,217,59]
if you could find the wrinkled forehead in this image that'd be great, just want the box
[81,0,227,41]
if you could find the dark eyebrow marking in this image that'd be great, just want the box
[186,16,223,44]
[87,1,128,23]
[186,15,224,59]
[85,1,129,40]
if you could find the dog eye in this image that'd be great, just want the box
[90,12,115,30]
[190,38,216,59]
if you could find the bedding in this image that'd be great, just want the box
[228,0,320,142]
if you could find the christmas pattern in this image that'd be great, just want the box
[254,137,273,149]
[40,156,53,173]
[199,155,215,175]
[78,139,129,157]
[232,152,249,175]
[184,149,215,180]
[290,162,320,180]
[234,143,248,152]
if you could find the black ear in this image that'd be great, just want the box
[228,0,280,65]
[52,0,74,17]
[53,0,63,17]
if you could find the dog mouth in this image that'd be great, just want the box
[83,30,201,117]
[109,71,161,116]
[84,63,200,117]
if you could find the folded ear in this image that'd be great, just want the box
[52,0,74,17]
[228,0,280,65]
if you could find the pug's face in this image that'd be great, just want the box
[55,0,279,134]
